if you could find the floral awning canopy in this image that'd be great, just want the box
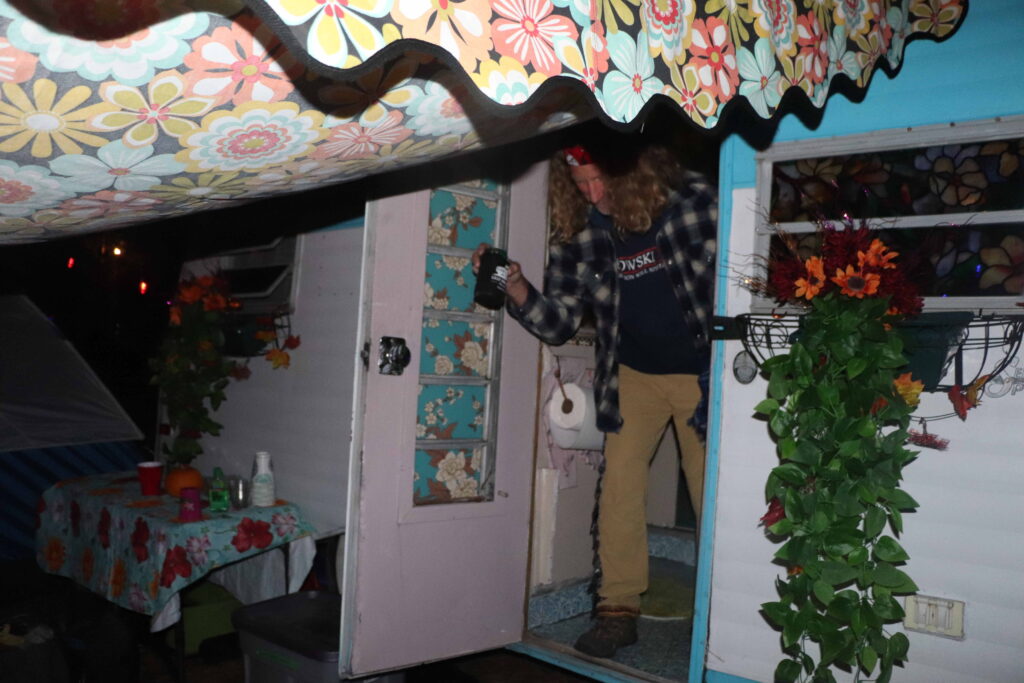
[0,0,966,244]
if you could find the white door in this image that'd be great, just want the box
[339,163,549,677]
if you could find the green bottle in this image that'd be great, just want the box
[209,467,230,512]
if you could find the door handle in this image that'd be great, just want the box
[378,336,411,375]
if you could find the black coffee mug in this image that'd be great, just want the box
[474,247,510,310]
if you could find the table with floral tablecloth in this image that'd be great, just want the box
[35,470,316,629]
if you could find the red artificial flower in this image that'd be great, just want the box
[768,257,803,302]
[283,335,301,350]
[947,375,989,420]
[229,363,252,380]
[177,284,203,305]
[202,292,227,312]
[131,517,150,563]
[870,396,889,415]
[231,517,273,552]
[760,497,785,527]
[160,546,192,587]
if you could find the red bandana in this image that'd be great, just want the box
[563,145,594,167]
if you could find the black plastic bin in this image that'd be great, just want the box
[232,591,340,683]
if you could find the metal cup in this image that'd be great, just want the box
[228,476,250,509]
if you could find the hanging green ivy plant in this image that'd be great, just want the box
[747,223,926,683]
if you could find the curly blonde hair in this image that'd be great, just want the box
[548,142,683,244]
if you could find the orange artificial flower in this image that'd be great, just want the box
[787,565,804,576]
[832,265,880,298]
[254,329,277,342]
[45,537,66,572]
[202,292,227,312]
[857,239,898,270]
[111,558,127,598]
[893,372,924,407]
[265,348,291,369]
[81,547,94,583]
[794,256,826,300]
[196,275,215,289]
[178,284,203,304]
[168,305,182,326]
[197,339,214,353]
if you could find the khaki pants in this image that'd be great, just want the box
[597,365,705,610]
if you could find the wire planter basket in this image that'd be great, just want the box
[735,312,1024,421]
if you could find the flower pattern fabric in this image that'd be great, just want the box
[35,471,314,617]
[0,0,964,242]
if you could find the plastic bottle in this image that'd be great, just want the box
[251,451,276,507]
[208,467,230,512]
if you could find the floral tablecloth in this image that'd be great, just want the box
[35,470,316,622]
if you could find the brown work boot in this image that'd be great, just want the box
[573,605,639,658]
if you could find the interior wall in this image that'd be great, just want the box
[531,344,684,591]
[707,3,1024,682]
[186,224,364,538]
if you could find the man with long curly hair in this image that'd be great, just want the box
[474,135,717,658]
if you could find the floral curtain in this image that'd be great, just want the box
[248,0,967,125]
[0,0,966,243]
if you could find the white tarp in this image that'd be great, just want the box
[0,295,142,452]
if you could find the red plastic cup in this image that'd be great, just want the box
[137,461,163,496]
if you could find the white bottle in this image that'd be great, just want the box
[251,451,276,507]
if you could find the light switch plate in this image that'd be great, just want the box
[904,594,965,639]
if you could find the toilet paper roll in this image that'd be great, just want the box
[547,383,604,451]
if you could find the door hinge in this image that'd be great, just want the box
[360,340,370,370]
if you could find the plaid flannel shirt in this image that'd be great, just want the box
[510,171,717,433]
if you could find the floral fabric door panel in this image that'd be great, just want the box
[416,184,506,505]
[340,163,547,676]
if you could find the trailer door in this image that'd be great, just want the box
[339,162,548,677]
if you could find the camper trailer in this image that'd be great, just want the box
[6,1,1024,682]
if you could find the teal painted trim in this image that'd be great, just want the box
[775,1,1024,142]
[721,135,758,191]
[507,642,649,683]
[687,137,738,683]
[724,3,1024,186]
[315,215,364,232]
[706,670,759,683]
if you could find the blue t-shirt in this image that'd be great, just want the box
[593,210,702,374]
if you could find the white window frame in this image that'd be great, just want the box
[752,114,1024,314]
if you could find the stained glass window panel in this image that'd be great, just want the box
[770,138,1024,223]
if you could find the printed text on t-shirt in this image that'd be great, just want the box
[617,247,664,281]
